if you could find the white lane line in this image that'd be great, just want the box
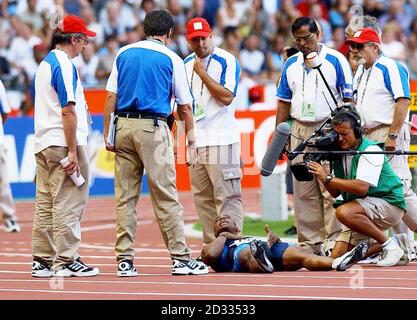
[1,278,417,291]
[0,262,169,267]
[80,220,154,232]
[2,270,417,283]
[81,224,115,232]
[79,244,202,254]
[0,288,403,300]
[1,265,417,282]
[0,251,198,258]
[1,254,417,273]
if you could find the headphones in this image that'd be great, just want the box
[339,107,363,139]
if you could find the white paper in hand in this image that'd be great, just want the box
[107,112,116,147]
[60,156,85,187]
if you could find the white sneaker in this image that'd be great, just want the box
[4,218,21,232]
[410,251,417,261]
[358,253,380,264]
[32,260,54,278]
[55,258,100,277]
[377,242,404,267]
[393,233,411,266]
[172,259,209,275]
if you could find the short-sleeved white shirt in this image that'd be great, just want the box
[184,47,241,147]
[342,145,384,187]
[277,44,353,122]
[34,49,89,154]
[354,55,411,128]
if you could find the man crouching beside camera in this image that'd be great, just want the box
[307,109,409,267]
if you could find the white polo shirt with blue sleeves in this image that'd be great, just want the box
[106,39,193,116]
[0,79,10,145]
[354,55,411,129]
[34,49,89,154]
[277,44,353,122]
[184,47,241,147]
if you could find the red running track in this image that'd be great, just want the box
[1,189,416,300]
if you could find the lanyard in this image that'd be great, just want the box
[190,53,213,100]
[302,68,318,102]
[356,66,372,107]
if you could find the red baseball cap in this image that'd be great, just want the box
[345,27,380,45]
[186,17,211,40]
[61,15,96,37]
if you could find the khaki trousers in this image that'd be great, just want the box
[290,120,342,254]
[0,145,16,220]
[32,146,89,268]
[365,124,417,250]
[114,117,191,262]
[188,143,243,244]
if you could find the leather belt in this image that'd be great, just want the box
[116,112,167,123]
[363,124,390,135]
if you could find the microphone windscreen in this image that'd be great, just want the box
[306,52,321,69]
[260,122,291,176]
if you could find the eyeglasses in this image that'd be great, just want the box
[349,43,365,50]
[293,33,315,44]
[350,42,376,50]
[76,37,88,45]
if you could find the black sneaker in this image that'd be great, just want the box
[172,259,209,275]
[333,242,369,271]
[250,240,274,273]
[55,258,100,277]
[117,259,138,277]
[32,260,54,278]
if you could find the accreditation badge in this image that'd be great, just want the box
[301,101,316,121]
[193,101,206,121]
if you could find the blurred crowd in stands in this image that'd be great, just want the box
[1,0,417,113]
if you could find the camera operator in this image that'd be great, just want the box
[307,110,407,267]
[347,28,417,259]
[275,17,353,256]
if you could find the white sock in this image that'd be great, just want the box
[382,238,398,250]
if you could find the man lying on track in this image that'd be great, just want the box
[200,214,368,273]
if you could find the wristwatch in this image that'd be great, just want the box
[388,132,398,140]
[325,174,334,185]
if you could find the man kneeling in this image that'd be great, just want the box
[200,214,367,273]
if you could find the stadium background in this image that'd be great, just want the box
[2,0,417,198]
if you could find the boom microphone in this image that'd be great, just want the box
[260,122,291,176]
